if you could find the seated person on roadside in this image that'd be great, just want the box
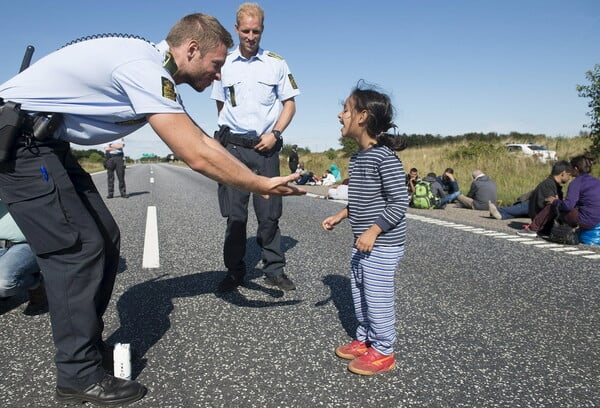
[545,154,600,232]
[296,167,318,185]
[327,178,349,200]
[436,167,460,207]
[490,160,572,221]
[405,167,420,198]
[320,170,337,186]
[418,172,445,207]
[456,170,497,211]
[329,163,342,182]
[0,201,47,315]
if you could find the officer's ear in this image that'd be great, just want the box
[187,40,201,60]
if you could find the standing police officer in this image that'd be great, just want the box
[0,13,303,406]
[211,3,300,292]
[104,138,128,199]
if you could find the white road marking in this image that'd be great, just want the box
[142,206,160,268]
[405,213,599,261]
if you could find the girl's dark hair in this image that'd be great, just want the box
[570,154,595,174]
[350,80,407,151]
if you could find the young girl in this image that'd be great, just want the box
[322,83,409,375]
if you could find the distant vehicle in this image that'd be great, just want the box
[505,143,557,163]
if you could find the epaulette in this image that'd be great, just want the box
[267,51,284,60]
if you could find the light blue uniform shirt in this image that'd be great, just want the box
[105,139,125,155]
[0,38,184,145]
[210,47,300,135]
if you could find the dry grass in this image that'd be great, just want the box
[284,136,596,205]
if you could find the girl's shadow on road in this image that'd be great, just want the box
[315,274,357,338]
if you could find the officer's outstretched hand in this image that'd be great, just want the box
[262,173,306,198]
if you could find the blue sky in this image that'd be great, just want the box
[1,0,598,159]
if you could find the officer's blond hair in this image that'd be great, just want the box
[167,13,233,54]
[236,3,264,27]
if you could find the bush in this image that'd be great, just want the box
[88,152,104,163]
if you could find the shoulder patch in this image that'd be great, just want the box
[267,51,283,60]
[161,76,176,101]
[288,74,299,90]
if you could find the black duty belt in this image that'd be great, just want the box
[226,133,260,148]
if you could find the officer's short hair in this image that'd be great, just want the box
[167,14,233,54]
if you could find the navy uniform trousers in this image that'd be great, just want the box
[217,142,285,279]
[0,139,120,389]
[105,154,126,197]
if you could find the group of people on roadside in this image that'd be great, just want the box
[407,155,600,241]
[406,166,496,211]
[489,155,600,239]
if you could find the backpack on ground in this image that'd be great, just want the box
[411,180,437,209]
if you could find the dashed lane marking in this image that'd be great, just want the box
[142,206,160,268]
[407,213,599,261]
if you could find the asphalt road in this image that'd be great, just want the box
[1,163,599,408]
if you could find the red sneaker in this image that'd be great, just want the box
[348,348,396,375]
[335,340,369,360]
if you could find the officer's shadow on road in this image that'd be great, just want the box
[107,235,302,379]
[314,274,357,338]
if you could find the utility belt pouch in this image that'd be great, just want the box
[214,125,230,147]
[32,112,62,141]
[0,98,25,163]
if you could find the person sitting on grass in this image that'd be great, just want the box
[519,154,600,238]
[435,168,461,208]
[456,170,497,211]
[489,160,572,222]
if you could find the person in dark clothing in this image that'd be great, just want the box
[436,168,460,207]
[490,160,572,221]
[550,155,600,229]
[104,138,128,199]
[288,144,299,174]
[421,172,445,206]
[456,170,497,210]
[516,160,574,236]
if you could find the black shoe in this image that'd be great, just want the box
[106,195,113,199]
[23,283,48,316]
[121,194,129,198]
[264,274,296,291]
[217,273,244,292]
[55,374,146,406]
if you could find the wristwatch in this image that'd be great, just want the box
[272,130,282,140]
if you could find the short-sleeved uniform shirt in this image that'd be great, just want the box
[0,38,184,145]
[105,139,125,156]
[210,47,300,135]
